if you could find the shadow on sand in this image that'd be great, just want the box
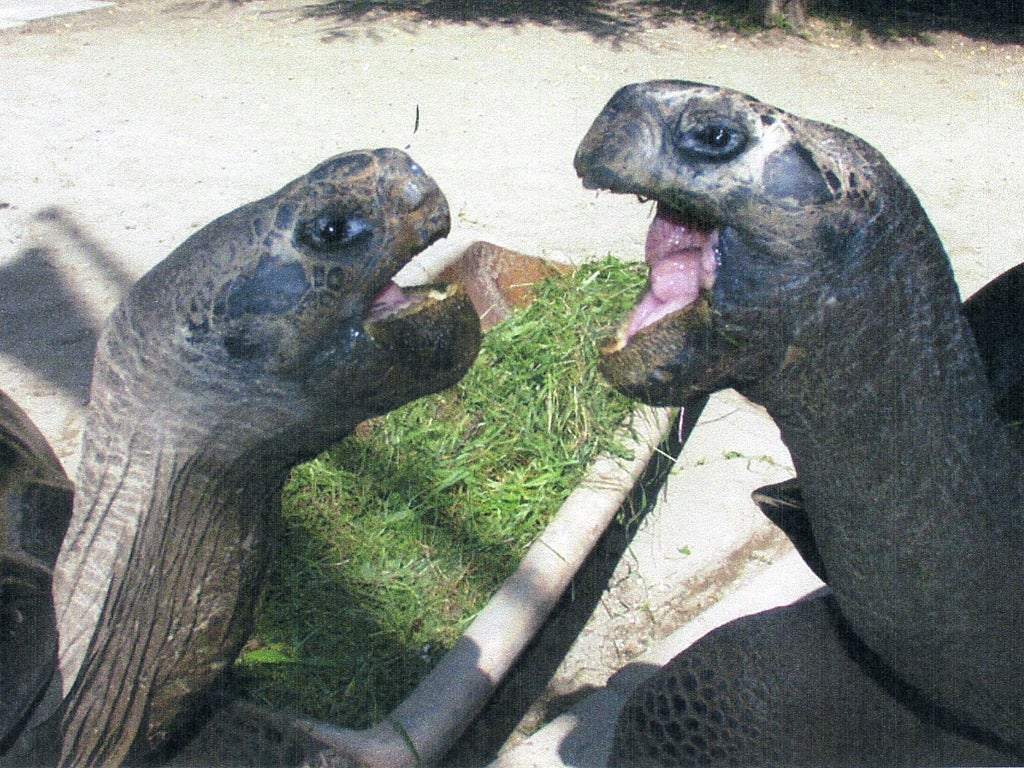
[0,207,135,407]
[178,0,1024,45]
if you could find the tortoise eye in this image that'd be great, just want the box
[315,217,348,243]
[298,213,372,253]
[676,119,747,161]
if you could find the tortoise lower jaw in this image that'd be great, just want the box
[364,282,482,379]
[599,294,714,406]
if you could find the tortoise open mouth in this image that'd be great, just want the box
[366,280,440,322]
[361,221,472,335]
[350,216,480,384]
[605,202,721,352]
[364,281,467,329]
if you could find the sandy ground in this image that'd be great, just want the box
[2,1,1023,468]
[1,4,1023,764]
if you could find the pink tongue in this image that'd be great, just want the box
[649,257,702,305]
[368,281,412,319]
[624,205,718,340]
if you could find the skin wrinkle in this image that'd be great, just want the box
[164,459,229,660]
[52,427,141,698]
[64,446,171,764]
[145,456,258,751]
[62,421,284,766]
[64,434,132,563]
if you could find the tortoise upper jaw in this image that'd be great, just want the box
[359,151,452,319]
[575,160,636,198]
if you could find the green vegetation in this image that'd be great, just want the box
[238,257,647,726]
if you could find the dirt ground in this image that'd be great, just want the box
[2,0,1023,468]
[1,4,1023,764]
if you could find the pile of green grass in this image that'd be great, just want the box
[238,257,646,726]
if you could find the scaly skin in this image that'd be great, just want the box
[576,81,1024,765]
[0,392,73,751]
[5,148,480,767]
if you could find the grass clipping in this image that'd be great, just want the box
[239,257,646,726]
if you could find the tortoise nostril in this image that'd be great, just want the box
[394,177,433,213]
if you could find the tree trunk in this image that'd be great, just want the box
[756,0,808,27]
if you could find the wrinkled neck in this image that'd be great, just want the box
[745,227,1024,748]
[54,393,289,693]
[47,310,329,765]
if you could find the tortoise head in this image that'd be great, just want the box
[117,148,481,454]
[574,81,920,406]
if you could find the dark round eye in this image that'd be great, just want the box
[298,213,371,252]
[676,120,747,161]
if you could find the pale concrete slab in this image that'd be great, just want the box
[0,0,113,29]
[493,548,825,768]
